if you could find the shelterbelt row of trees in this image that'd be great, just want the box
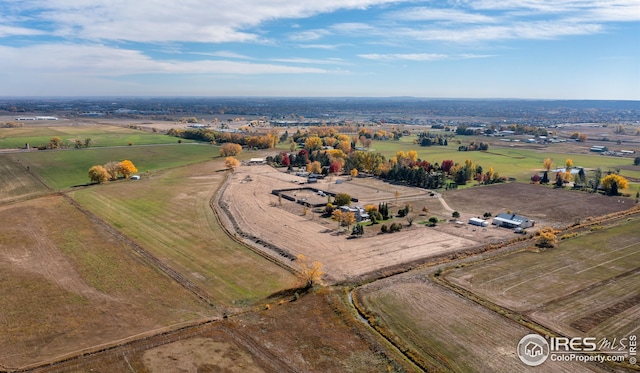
[267,148,503,189]
[88,160,138,184]
[167,125,407,151]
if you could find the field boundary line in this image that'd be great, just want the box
[211,170,299,274]
[61,194,217,308]
[575,245,640,275]
[2,318,218,373]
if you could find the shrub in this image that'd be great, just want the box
[380,224,388,233]
[389,222,402,232]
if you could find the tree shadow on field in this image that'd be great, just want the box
[264,286,314,302]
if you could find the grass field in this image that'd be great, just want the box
[0,195,214,368]
[446,218,640,339]
[12,143,219,190]
[372,136,640,183]
[0,124,190,149]
[70,159,297,307]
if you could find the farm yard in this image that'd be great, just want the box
[218,164,495,283]
[443,183,633,227]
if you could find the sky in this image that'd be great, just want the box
[0,0,639,99]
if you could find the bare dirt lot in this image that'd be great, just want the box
[219,165,484,283]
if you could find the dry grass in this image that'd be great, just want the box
[0,154,49,203]
[356,277,603,373]
[0,195,213,369]
[446,218,640,339]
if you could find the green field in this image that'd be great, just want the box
[12,143,219,190]
[70,159,297,306]
[0,125,191,149]
[372,136,639,181]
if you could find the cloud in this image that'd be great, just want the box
[5,0,413,43]
[270,57,350,65]
[0,44,331,76]
[387,7,496,23]
[401,22,603,42]
[358,53,493,61]
[189,51,254,59]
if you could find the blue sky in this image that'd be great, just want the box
[1,0,638,99]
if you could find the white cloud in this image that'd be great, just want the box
[6,0,413,42]
[0,44,331,76]
[270,57,350,65]
[359,53,493,61]
[401,21,603,42]
[387,7,496,23]
[190,51,254,59]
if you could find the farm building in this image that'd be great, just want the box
[492,213,534,229]
[469,218,489,227]
[339,206,370,222]
[248,158,265,165]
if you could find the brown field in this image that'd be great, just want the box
[27,289,418,373]
[0,195,214,369]
[356,276,605,373]
[0,154,49,203]
[445,218,640,340]
[443,183,632,227]
[218,165,490,283]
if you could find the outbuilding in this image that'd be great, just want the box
[469,217,489,227]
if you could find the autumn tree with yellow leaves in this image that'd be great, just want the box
[224,156,240,171]
[296,254,324,289]
[119,160,138,178]
[536,227,558,249]
[219,143,242,156]
[88,165,109,184]
[543,158,553,171]
[601,174,628,196]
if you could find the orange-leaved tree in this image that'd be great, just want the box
[543,158,553,171]
[296,254,323,289]
[536,227,558,248]
[119,160,138,178]
[88,165,109,184]
[224,156,239,171]
[219,143,242,156]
